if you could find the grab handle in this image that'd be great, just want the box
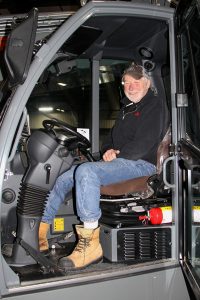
[163,156,175,188]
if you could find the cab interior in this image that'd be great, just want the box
[1,8,174,285]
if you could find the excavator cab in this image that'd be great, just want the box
[0,1,199,299]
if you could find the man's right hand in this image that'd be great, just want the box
[103,149,120,162]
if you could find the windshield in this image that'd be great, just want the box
[27,58,129,147]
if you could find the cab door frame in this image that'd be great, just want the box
[176,0,200,298]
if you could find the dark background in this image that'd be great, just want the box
[0,0,80,14]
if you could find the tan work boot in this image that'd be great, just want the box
[38,222,50,252]
[58,225,103,270]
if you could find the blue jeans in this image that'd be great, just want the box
[42,159,156,224]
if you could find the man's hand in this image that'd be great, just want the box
[103,149,120,161]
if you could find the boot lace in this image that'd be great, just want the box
[74,236,91,253]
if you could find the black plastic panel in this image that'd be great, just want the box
[117,227,171,262]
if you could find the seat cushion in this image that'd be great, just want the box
[100,176,149,196]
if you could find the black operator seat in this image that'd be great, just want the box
[100,127,171,199]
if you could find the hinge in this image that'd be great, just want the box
[176,93,188,107]
[169,143,182,155]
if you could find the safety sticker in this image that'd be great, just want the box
[161,206,172,211]
[53,218,64,232]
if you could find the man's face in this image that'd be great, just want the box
[123,74,150,103]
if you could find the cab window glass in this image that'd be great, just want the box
[26,57,131,149]
[182,19,200,148]
[189,10,200,90]
[181,9,200,287]
[26,59,92,133]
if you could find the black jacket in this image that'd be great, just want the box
[101,90,169,166]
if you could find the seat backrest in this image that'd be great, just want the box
[156,127,171,175]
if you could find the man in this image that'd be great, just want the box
[39,63,167,270]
